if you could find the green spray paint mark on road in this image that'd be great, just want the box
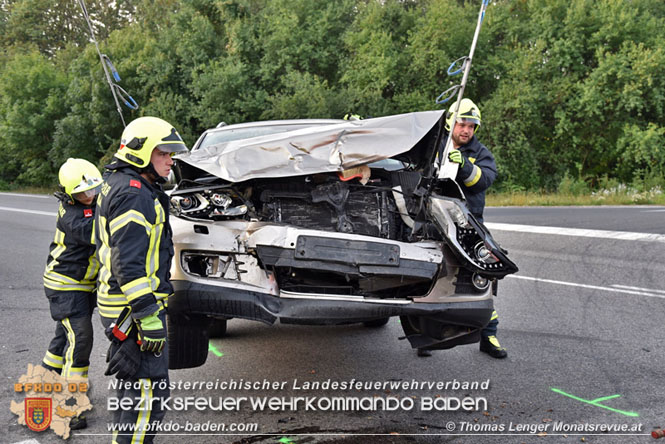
[550,387,639,417]
[208,343,224,357]
[278,437,294,444]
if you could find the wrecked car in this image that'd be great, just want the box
[167,110,517,369]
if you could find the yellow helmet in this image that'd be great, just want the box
[59,158,103,200]
[115,116,188,168]
[445,98,482,131]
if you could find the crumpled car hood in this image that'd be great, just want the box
[176,110,444,182]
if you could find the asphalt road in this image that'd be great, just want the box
[1,192,664,444]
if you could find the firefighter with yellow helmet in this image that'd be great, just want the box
[42,158,103,430]
[419,98,506,359]
[96,116,187,444]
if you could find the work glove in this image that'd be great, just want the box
[105,339,141,380]
[448,149,465,167]
[136,310,166,353]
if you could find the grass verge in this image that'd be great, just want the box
[487,189,665,206]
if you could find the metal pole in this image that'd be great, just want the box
[438,0,490,173]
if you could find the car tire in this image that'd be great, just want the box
[208,319,228,338]
[362,317,390,328]
[168,314,210,369]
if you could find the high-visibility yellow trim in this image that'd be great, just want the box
[97,266,112,301]
[90,219,96,245]
[99,304,125,319]
[464,164,482,187]
[490,310,498,321]
[43,351,64,369]
[146,207,162,289]
[121,277,152,301]
[44,229,66,279]
[101,294,129,304]
[154,292,169,307]
[132,379,153,444]
[65,366,89,379]
[83,254,100,282]
[43,279,95,292]
[44,270,96,288]
[61,318,76,379]
[98,194,171,317]
[43,220,97,288]
[109,210,151,236]
[487,335,503,349]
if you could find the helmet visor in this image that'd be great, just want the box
[72,184,101,200]
[156,142,188,154]
[72,175,102,192]
[456,117,481,127]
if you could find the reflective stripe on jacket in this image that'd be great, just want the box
[455,135,497,220]
[95,165,174,321]
[43,201,98,292]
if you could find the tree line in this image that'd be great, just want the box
[1,0,664,192]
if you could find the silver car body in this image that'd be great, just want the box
[166,111,517,369]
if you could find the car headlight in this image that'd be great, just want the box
[427,195,518,279]
[428,196,470,237]
[170,189,248,220]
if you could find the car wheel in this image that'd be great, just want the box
[362,317,390,328]
[168,314,210,369]
[208,319,228,338]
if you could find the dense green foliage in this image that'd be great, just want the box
[0,0,663,191]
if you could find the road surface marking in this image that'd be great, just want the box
[0,192,49,198]
[0,206,56,217]
[208,343,224,357]
[507,275,665,299]
[550,388,639,417]
[642,209,665,213]
[486,222,665,243]
[2,205,664,245]
[611,284,665,295]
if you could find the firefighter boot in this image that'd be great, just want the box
[70,414,87,430]
[480,335,507,359]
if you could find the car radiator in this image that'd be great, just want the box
[260,181,400,239]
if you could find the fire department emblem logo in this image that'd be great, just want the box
[25,398,52,432]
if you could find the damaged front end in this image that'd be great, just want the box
[167,111,518,368]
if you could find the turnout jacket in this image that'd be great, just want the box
[43,199,99,293]
[95,163,174,321]
[453,135,497,220]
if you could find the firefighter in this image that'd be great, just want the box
[42,158,103,430]
[419,98,507,359]
[96,116,187,444]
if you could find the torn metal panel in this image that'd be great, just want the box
[176,110,444,182]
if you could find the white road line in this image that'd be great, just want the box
[486,222,665,243]
[0,192,49,198]
[12,440,41,444]
[611,284,665,294]
[507,275,665,299]
[0,206,56,217]
[642,209,665,213]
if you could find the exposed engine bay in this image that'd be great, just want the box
[165,111,518,368]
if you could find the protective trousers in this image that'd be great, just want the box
[481,310,499,338]
[42,291,95,380]
[481,279,499,337]
[103,313,170,444]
